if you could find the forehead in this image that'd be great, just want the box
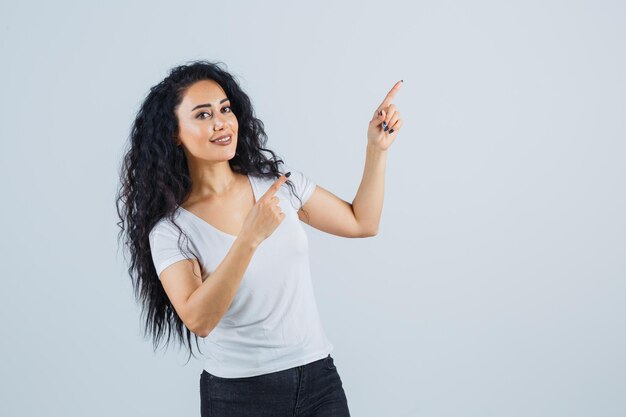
[179,80,227,108]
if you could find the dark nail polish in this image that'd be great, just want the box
[379,110,382,116]
[389,129,394,134]
[285,171,291,177]
[382,122,388,131]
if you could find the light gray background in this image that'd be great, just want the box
[1,0,624,416]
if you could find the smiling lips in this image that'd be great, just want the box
[211,133,232,142]
[211,135,232,145]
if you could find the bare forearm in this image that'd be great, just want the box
[186,236,258,336]
[352,144,388,235]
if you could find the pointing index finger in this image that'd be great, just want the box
[260,172,290,201]
[377,80,403,112]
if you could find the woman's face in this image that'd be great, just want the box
[174,79,239,162]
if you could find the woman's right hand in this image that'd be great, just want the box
[239,173,290,247]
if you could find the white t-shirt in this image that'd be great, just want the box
[148,164,334,378]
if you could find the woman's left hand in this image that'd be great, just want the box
[367,80,404,151]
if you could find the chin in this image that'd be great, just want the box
[227,145,238,160]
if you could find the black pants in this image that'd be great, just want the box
[200,354,351,417]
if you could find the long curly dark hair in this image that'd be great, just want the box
[115,60,306,362]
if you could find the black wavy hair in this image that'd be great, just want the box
[115,60,307,362]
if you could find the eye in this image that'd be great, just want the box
[196,106,231,119]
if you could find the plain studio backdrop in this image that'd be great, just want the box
[0,0,624,416]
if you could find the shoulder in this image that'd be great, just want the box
[250,164,316,206]
[279,163,315,186]
[281,163,317,210]
[149,209,187,240]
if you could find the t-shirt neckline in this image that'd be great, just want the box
[178,174,258,239]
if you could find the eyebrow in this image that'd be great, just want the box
[191,97,230,112]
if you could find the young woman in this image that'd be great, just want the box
[116,60,403,417]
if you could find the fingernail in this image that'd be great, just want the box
[285,172,291,177]
[382,121,388,131]
[389,129,394,134]
[379,110,382,116]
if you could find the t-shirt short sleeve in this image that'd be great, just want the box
[281,163,317,211]
[148,219,197,278]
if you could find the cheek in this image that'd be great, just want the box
[179,121,203,138]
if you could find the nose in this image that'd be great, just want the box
[213,112,227,129]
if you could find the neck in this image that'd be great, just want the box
[186,160,239,199]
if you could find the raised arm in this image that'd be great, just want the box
[298,80,404,238]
